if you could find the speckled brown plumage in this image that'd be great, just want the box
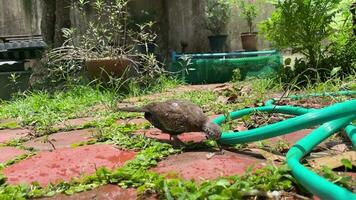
[117,99,222,142]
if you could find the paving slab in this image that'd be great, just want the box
[0,147,29,163]
[23,129,97,151]
[38,185,138,200]
[264,129,312,145]
[152,151,265,181]
[3,144,136,186]
[135,128,207,144]
[116,118,149,126]
[0,129,30,143]
[53,117,95,130]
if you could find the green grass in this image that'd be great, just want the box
[0,86,106,132]
[0,76,183,134]
[126,75,185,98]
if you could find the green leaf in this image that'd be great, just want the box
[215,179,231,188]
[341,158,353,170]
[284,57,292,65]
[330,67,341,76]
[163,181,174,200]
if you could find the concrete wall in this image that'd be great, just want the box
[228,3,274,51]
[164,0,210,54]
[0,0,41,36]
[0,0,273,56]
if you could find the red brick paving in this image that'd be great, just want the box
[267,129,312,145]
[135,128,207,144]
[39,185,138,200]
[0,147,29,163]
[23,129,97,151]
[3,144,136,187]
[152,151,265,181]
[0,129,30,143]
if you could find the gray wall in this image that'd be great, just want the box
[228,3,274,50]
[0,0,273,55]
[0,0,41,36]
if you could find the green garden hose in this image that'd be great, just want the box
[212,91,356,200]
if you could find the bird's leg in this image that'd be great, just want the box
[205,137,224,159]
[216,142,224,155]
[172,135,186,146]
[205,136,224,155]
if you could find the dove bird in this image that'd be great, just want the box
[117,99,222,152]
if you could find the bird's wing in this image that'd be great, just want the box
[147,100,206,133]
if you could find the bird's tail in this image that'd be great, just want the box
[116,106,148,112]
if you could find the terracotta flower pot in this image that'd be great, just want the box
[85,57,133,82]
[241,32,258,51]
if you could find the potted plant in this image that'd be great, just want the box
[134,22,157,54]
[205,0,232,52]
[71,0,159,82]
[237,0,259,51]
[129,9,158,54]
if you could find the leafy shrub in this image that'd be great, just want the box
[35,0,164,89]
[261,0,340,66]
[321,36,356,78]
[236,0,259,33]
[262,0,356,85]
[205,0,232,35]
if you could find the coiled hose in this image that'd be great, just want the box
[212,91,356,200]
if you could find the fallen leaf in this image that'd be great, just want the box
[213,83,235,94]
[239,85,252,96]
[330,144,348,152]
[226,94,238,103]
[307,151,356,169]
[234,125,248,132]
[217,96,229,104]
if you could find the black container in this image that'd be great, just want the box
[208,35,227,52]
